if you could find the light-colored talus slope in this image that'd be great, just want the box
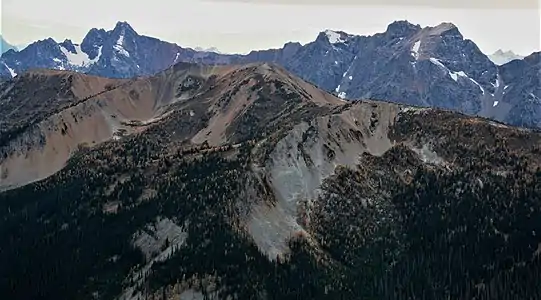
[0,65,233,190]
[245,100,403,259]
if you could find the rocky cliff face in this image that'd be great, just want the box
[1,62,540,300]
[495,52,541,128]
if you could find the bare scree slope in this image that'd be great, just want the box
[0,62,540,300]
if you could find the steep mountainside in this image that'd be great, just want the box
[1,62,541,300]
[1,20,538,129]
[495,52,541,128]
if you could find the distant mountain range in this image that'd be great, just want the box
[488,49,525,65]
[194,46,223,53]
[0,21,539,128]
[0,36,17,54]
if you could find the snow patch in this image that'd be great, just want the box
[529,93,540,103]
[429,57,485,94]
[338,92,346,99]
[113,45,130,57]
[324,30,346,44]
[117,34,124,46]
[3,62,16,77]
[448,70,467,82]
[52,58,66,70]
[429,57,446,69]
[60,44,99,67]
[334,85,341,93]
[492,78,500,88]
[411,40,421,59]
[348,75,353,80]
[94,46,103,61]
[468,78,485,94]
[113,34,130,57]
[493,101,499,107]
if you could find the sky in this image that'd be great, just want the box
[1,0,539,55]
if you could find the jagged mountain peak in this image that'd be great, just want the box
[28,37,58,48]
[60,39,76,53]
[82,27,108,41]
[107,21,138,54]
[434,22,463,39]
[81,28,108,60]
[111,20,138,37]
[385,20,422,36]
[414,22,462,41]
[283,41,302,48]
[114,20,134,30]
[431,22,458,31]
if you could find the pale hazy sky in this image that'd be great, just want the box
[1,0,539,55]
